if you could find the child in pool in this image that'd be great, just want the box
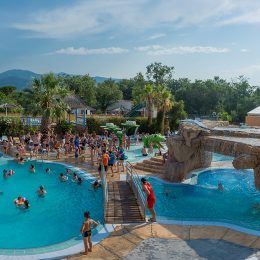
[29,165,35,173]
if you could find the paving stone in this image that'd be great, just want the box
[190,225,228,239]
[222,229,258,247]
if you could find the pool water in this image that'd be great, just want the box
[212,153,233,162]
[125,144,167,163]
[146,168,260,231]
[0,159,103,249]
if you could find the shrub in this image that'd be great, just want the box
[0,117,24,136]
[56,120,73,134]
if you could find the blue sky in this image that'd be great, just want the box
[1,0,260,85]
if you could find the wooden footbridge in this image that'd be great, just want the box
[101,163,146,224]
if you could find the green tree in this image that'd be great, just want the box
[132,72,147,104]
[141,84,157,127]
[0,86,17,96]
[118,79,135,100]
[24,73,69,132]
[156,86,174,134]
[168,100,187,130]
[96,79,123,112]
[146,62,174,86]
[63,74,97,106]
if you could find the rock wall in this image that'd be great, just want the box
[166,122,260,189]
[165,124,212,182]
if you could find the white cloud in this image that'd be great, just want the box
[147,33,166,40]
[135,45,229,55]
[51,47,129,55]
[12,0,260,39]
[240,49,249,52]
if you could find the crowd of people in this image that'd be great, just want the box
[0,129,171,252]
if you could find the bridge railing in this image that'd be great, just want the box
[126,162,146,220]
[101,166,108,222]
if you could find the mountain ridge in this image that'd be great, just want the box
[0,69,121,90]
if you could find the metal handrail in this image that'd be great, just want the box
[126,161,146,220]
[101,166,108,221]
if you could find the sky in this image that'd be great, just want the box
[1,0,260,85]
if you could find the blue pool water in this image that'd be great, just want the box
[212,153,233,162]
[125,144,167,163]
[0,159,103,249]
[146,168,260,231]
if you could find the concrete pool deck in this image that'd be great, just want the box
[63,223,260,259]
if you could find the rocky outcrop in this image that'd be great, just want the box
[166,122,260,189]
[165,124,212,182]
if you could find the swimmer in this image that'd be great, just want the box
[59,173,68,182]
[14,196,26,207]
[3,169,8,178]
[66,168,70,174]
[18,157,25,164]
[14,153,19,163]
[37,185,47,197]
[72,172,78,181]
[8,169,15,176]
[217,183,224,191]
[45,168,51,173]
[23,200,30,209]
[93,180,101,191]
[78,177,82,185]
[29,164,35,173]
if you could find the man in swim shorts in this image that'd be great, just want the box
[141,177,156,222]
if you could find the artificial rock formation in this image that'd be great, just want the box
[165,124,212,182]
[166,122,260,189]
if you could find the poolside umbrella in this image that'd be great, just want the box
[0,103,17,116]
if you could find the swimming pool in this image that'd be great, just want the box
[145,168,260,232]
[125,144,167,163]
[212,153,233,162]
[0,159,103,250]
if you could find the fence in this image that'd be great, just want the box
[126,162,146,220]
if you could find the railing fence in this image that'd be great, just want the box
[126,162,146,220]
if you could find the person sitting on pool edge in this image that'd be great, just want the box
[37,185,47,197]
[80,211,98,255]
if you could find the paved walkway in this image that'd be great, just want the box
[65,223,260,259]
[124,238,260,260]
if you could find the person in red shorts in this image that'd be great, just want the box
[141,177,156,222]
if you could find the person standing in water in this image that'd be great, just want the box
[141,177,156,222]
[80,211,98,255]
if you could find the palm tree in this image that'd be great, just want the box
[25,73,69,133]
[141,84,157,127]
[157,86,174,134]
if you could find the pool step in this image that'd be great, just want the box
[105,181,145,224]
[134,156,166,174]
[134,164,166,174]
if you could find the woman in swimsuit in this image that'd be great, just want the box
[80,211,98,255]
[141,177,156,222]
